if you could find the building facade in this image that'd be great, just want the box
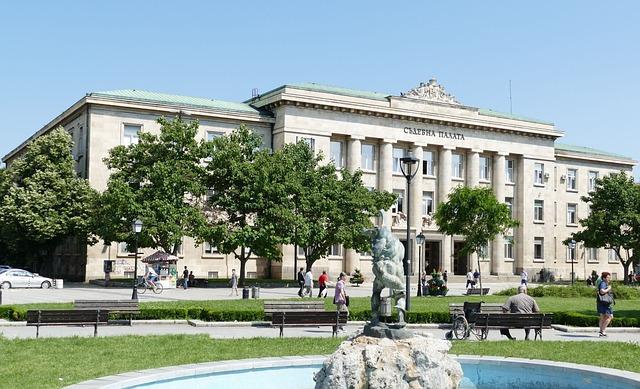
[3,80,636,282]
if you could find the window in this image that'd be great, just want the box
[452,153,464,178]
[422,191,434,215]
[567,203,577,225]
[392,190,404,213]
[567,244,577,262]
[504,236,514,260]
[422,150,436,175]
[296,136,315,151]
[505,197,514,217]
[204,242,219,254]
[361,144,376,171]
[206,131,223,141]
[534,237,544,260]
[587,247,598,262]
[175,241,184,256]
[208,271,219,279]
[567,169,577,190]
[330,141,344,168]
[479,156,491,181]
[588,171,599,192]
[392,147,406,173]
[534,200,544,222]
[124,271,135,279]
[505,159,515,183]
[534,163,544,185]
[123,124,141,146]
[608,249,618,263]
[478,242,489,259]
[297,246,306,257]
[118,241,133,255]
[328,244,343,257]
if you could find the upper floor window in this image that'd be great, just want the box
[206,131,223,142]
[296,136,315,151]
[534,163,544,185]
[392,190,404,214]
[534,200,544,222]
[505,197,514,217]
[567,169,577,190]
[123,124,141,146]
[534,237,544,260]
[361,144,376,171]
[479,156,491,181]
[203,241,219,254]
[327,244,343,257]
[330,141,344,168]
[452,153,464,179]
[423,150,436,176]
[392,148,406,173]
[504,236,514,259]
[422,191,434,215]
[505,159,515,183]
[587,247,598,262]
[588,171,599,192]
[567,203,578,225]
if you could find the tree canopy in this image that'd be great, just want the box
[93,117,208,255]
[569,172,640,284]
[0,127,97,272]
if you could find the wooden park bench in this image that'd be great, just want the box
[474,313,553,340]
[465,287,490,296]
[263,300,326,318]
[26,309,110,338]
[74,299,140,325]
[271,311,349,337]
[449,302,503,319]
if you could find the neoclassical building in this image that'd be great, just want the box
[3,80,635,282]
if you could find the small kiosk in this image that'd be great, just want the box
[141,251,179,289]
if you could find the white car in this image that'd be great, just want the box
[0,269,53,289]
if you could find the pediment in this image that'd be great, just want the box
[401,79,460,105]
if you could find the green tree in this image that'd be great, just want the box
[279,141,396,271]
[0,127,97,274]
[93,117,208,255]
[200,125,289,286]
[570,172,640,284]
[434,186,519,293]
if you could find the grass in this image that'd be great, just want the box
[0,336,638,389]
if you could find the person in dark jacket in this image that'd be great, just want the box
[297,268,305,297]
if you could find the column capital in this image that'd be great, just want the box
[382,138,397,144]
[411,141,429,148]
[441,145,456,150]
[470,148,483,154]
[495,151,509,157]
[349,135,366,141]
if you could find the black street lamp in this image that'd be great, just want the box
[400,154,420,311]
[416,231,426,297]
[569,239,576,285]
[131,218,143,300]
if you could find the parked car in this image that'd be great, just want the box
[0,265,10,273]
[0,268,53,289]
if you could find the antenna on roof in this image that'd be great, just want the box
[509,80,513,115]
[251,88,259,98]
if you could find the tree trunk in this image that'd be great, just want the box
[238,246,247,287]
[622,260,631,285]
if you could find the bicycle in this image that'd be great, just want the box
[136,278,163,294]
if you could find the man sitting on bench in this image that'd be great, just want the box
[501,285,540,340]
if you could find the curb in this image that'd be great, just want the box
[552,324,640,333]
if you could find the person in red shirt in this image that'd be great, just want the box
[318,270,329,298]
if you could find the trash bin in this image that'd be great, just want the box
[54,279,64,289]
[242,287,250,299]
[251,286,260,299]
[379,297,392,317]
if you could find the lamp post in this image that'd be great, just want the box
[131,218,143,300]
[400,154,420,311]
[416,231,426,296]
[569,239,576,285]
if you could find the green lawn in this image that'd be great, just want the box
[0,336,638,389]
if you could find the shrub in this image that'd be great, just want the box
[495,284,639,300]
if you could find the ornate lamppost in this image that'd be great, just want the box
[131,218,143,300]
[399,154,420,310]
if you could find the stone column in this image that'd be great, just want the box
[466,149,481,270]
[346,136,363,273]
[516,155,526,273]
[492,152,507,275]
[410,145,424,275]
[438,146,453,273]
[379,140,394,227]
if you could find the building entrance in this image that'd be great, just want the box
[453,241,468,275]
[424,241,440,274]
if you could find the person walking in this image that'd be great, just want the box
[334,272,349,331]
[188,271,194,287]
[443,270,448,285]
[597,272,614,337]
[521,270,528,286]
[500,285,540,340]
[304,268,314,297]
[318,270,329,298]
[229,269,238,296]
[297,268,305,297]
[182,266,189,290]
[466,270,474,289]
[473,269,480,287]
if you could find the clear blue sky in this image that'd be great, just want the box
[1,1,638,180]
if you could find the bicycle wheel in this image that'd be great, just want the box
[452,316,469,340]
[136,282,147,295]
[153,282,163,294]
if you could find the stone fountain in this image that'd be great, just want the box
[314,227,462,389]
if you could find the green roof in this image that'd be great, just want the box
[555,143,634,161]
[478,108,553,125]
[91,89,264,115]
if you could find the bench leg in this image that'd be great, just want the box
[332,325,336,337]
[279,325,283,338]
[94,324,98,337]
[535,329,541,340]
[36,325,40,339]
